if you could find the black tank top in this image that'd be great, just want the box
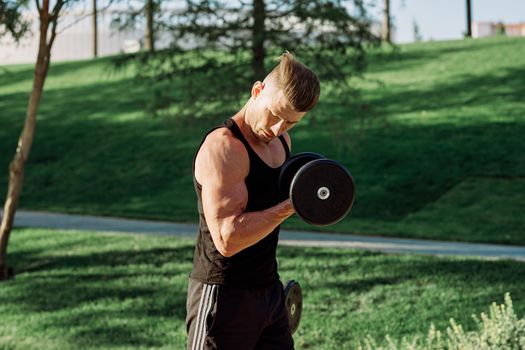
[190,118,290,286]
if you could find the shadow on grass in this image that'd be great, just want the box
[395,257,525,284]
[2,81,524,225]
[1,45,524,238]
[363,66,525,116]
[309,65,525,221]
[0,57,119,89]
[279,246,525,300]
[326,276,404,295]
[275,246,525,347]
[0,79,147,126]
[9,244,193,305]
[3,238,525,348]
[15,246,194,274]
[366,38,521,74]
[3,243,195,348]
[69,323,166,348]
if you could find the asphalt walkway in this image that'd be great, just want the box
[8,209,525,262]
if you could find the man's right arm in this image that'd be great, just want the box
[195,130,294,257]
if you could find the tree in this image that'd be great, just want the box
[114,0,380,120]
[92,0,98,57]
[173,1,378,78]
[412,18,422,42]
[144,0,154,52]
[466,0,472,37]
[252,0,265,80]
[0,0,70,281]
[111,0,159,52]
[381,0,391,43]
[496,21,506,36]
[0,0,30,41]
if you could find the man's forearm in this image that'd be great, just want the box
[218,200,294,257]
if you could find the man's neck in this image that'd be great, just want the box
[233,105,271,146]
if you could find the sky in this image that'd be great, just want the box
[369,0,525,43]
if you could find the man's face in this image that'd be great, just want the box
[248,80,306,143]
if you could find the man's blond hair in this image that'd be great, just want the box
[267,52,320,112]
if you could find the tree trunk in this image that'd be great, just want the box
[251,0,266,80]
[145,0,155,52]
[381,0,391,43]
[466,0,472,37]
[93,0,98,57]
[0,1,56,281]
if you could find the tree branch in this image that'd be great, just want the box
[56,0,118,34]
[47,0,63,50]
[50,0,62,18]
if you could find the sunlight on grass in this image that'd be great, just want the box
[1,36,524,244]
[0,228,524,349]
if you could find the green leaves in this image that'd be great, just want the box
[112,0,380,119]
[359,294,525,350]
[0,0,30,41]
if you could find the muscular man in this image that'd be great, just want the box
[186,52,320,350]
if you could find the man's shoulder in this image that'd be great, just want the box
[197,128,249,177]
[203,127,246,156]
[196,127,249,181]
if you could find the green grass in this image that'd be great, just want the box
[1,36,524,244]
[1,228,524,349]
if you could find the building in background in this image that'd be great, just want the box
[504,22,525,36]
[472,21,525,38]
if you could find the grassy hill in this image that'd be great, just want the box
[1,36,524,244]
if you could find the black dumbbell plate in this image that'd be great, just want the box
[284,280,302,335]
[278,152,325,201]
[290,159,355,226]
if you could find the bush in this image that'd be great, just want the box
[358,293,525,350]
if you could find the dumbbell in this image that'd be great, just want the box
[279,152,355,226]
[284,280,302,334]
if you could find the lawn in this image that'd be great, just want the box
[1,36,524,244]
[1,228,524,349]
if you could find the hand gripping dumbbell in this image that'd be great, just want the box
[278,152,355,226]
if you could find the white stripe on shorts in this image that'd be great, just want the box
[192,284,217,350]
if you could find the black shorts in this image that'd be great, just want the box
[186,278,294,350]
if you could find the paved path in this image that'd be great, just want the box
[7,210,525,262]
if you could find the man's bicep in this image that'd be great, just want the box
[200,167,248,256]
[198,137,249,238]
[201,177,247,225]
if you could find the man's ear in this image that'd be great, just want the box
[251,81,264,99]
